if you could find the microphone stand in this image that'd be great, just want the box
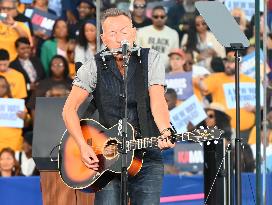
[120,49,129,205]
[230,43,243,205]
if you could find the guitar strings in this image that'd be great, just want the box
[81,133,215,150]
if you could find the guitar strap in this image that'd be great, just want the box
[135,48,149,138]
[82,99,97,118]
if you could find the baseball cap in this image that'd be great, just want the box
[168,48,186,58]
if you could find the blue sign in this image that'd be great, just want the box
[223,82,264,109]
[174,142,203,173]
[166,71,194,100]
[170,95,207,133]
[20,0,33,3]
[0,98,25,128]
[25,8,57,36]
[241,50,265,78]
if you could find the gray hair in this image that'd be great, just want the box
[101,8,132,24]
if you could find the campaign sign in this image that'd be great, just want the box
[20,0,33,3]
[241,50,264,78]
[25,8,57,36]
[223,82,264,109]
[0,98,25,128]
[174,142,203,172]
[165,71,193,100]
[170,95,207,133]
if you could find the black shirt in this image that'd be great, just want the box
[14,13,33,34]
[132,17,152,29]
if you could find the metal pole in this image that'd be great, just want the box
[262,0,268,203]
[121,52,129,205]
[234,49,242,205]
[226,146,233,205]
[96,0,101,51]
[255,0,262,204]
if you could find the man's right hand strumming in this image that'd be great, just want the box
[62,86,99,171]
[79,142,99,171]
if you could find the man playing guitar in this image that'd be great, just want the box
[62,8,175,205]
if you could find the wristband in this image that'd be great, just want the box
[160,128,172,135]
[160,125,176,135]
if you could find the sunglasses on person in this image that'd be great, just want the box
[152,15,166,19]
[0,6,16,11]
[133,4,146,9]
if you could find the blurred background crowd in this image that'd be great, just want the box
[0,0,272,178]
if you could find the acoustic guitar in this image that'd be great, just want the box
[58,119,223,192]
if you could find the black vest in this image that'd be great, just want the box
[93,48,160,139]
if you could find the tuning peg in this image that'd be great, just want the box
[198,142,203,147]
[207,141,211,145]
[214,140,218,144]
[200,126,204,129]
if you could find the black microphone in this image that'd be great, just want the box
[121,40,129,56]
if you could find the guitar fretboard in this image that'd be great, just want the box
[125,132,195,151]
[125,129,220,152]
[126,137,159,151]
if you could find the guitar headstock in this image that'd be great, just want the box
[178,126,224,143]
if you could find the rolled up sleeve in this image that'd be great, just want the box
[72,57,97,93]
[148,49,166,87]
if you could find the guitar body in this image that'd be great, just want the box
[58,119,143,192]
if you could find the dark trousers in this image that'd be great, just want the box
[94,157,164,205]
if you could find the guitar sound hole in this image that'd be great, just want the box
[103,139,119,160]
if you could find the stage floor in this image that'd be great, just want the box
[0,173,271,205]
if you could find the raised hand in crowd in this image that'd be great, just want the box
[34,30,49,40]
[16,109,31,127]
[0,14,28,37]
[244,103,256,113]
[66,10,77,25]
[1,13,15,26]
[16,110,28,120]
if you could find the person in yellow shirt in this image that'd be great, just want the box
[0,0,32,61]
[0,49,27,99]
[248,110,272,145]
[0,75,29,151]
[198,51,256,142]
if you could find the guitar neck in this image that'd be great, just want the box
[126,132,196,151]
[126,137,158,151]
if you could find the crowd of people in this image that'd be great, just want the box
[0,0,272,177]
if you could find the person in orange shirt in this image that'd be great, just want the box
[198,51,256,142]
[0,49,27,99]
